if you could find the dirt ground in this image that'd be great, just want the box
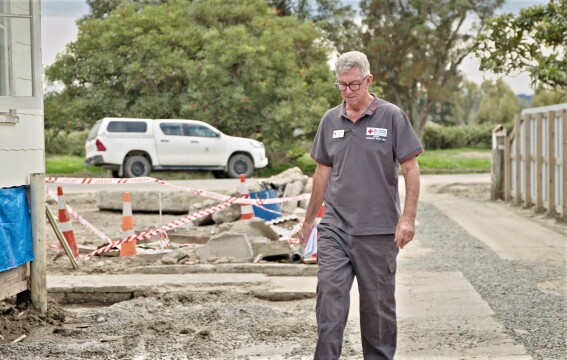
[1,180,565,359]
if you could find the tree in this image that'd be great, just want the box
[475,79,521,125]
[268,0,362,53]
[531,86,567,107]
[45,0,338,165]
[476,0,567,88]
[428,80,481,126]
[359,0,504,139]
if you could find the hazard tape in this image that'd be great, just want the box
[83,197,237,258]
[45,176,310,206]
[45,187,113,244]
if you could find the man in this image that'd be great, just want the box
[299,51,423,360]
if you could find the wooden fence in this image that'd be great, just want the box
[494,103,567,220]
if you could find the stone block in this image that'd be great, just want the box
[96,190,200,213]
[282,180,304,213]
[195,232,253,262]
[212,203,241,224]
[226,218,280,240]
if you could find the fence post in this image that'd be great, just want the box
[524,114,532,207]
[30,173,47,314]
[504,133,512,202]
[491,125,506,201]
[548,111,556,216]
[514,114,522,206]
[562,109,567,220]
[535,113,544,212]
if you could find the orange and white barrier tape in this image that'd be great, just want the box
[46,187,113,244]
[83,197,237,258]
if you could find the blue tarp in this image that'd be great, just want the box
[0,186,34,272]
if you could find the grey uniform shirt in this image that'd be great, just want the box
[311,95,423,236]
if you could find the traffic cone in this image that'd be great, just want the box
[119,192,137,256]
[239,174,255,220]
[57,186,80,257]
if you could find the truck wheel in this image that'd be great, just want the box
[227,154,253,178]
[123,155,151,178]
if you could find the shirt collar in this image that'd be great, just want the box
[338,94,380,118]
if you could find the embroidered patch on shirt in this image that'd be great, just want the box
[366,127,387,141]
[333,130,345,139]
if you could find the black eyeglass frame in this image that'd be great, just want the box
[335,75,369,91]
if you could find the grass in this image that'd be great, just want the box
[417,148,491,174]
[45,155,106,176]
[45,148,492,178]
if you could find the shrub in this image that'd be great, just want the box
[45,130,88,157]
[423,123,494,149]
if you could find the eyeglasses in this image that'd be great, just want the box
[335,76,368,91]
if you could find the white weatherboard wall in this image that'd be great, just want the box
[0,110,45,187]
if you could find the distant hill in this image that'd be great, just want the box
[517,94,532,108]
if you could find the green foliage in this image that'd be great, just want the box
[476,0,567,88]
[475,79,522,124]
[45,0,337,166]
[531,86,567,107]
[360,0,504,139]
[268,0,362,53]
[423,123,494,150]
[45,130,89,157]
[417,148,491,174]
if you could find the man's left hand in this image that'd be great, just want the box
[394,215,415,249]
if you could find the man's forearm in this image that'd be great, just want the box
[401,159,420,220]
[305,164,331,224]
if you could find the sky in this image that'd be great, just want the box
[41,0,548,95]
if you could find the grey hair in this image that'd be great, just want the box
[335,51,370,77]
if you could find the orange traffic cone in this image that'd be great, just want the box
[57,186,80,257]
[119,192,136,256]
[240,174,254,220]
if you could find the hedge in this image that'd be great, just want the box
[423,123,493,150]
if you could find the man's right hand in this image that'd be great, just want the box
[299,220,316,246]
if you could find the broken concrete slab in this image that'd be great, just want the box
[224,218,280,241]
[96,190,200,213]
[250,238,291,260]
[212,203,241,224]
[195,232,254,262]
[160,247,195,265]
[265,167,308,189]
[190,199,217,226]
[282,180,305,213]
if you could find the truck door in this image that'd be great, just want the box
[155,122,189,165]
[182,124,226,166]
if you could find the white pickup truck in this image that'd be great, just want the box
[85,118,268,178]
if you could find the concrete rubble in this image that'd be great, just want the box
[93,167,312,265]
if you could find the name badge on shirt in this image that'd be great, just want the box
[333,130,345,138]
[366,127,387,141]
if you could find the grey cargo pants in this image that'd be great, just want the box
[314,223,399,360]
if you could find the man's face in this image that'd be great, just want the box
[336,68,372,108]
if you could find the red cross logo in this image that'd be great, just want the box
[367,129,373,134]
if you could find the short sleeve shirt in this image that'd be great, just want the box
[311,95,423,235]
